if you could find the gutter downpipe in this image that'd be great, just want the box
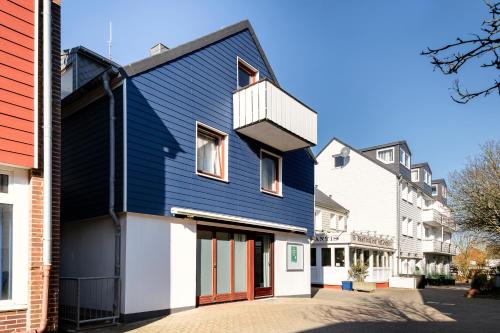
[102,70,121,316]
[396,175,402,276]
[31,1,52,332]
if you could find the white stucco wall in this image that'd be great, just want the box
[315,139,398,238]
[123,214,196,314]
[274,232,311,297]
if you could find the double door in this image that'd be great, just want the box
[196,227,273,305]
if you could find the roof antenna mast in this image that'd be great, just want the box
[107,21,112,60]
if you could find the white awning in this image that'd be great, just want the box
[171,207,307,234]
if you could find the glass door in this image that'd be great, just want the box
[254,234,273,298]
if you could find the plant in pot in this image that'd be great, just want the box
[349,261,375,291]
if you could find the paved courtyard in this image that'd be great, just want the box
[92,286,499,333]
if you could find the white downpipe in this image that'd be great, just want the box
[42,0,52,268]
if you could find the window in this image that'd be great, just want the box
[260,150,282,195]
[330,213,336,229]
[196,123,227,181]
[401,216,407,235]
[311,248,317,267]
[363,250,370,266]
[417,222,423,239]
[376,148,394,163]
[335,248,345,267]
[314,210,323,231]
[442,186,447,198]
[400,148,410,169]
[334,155,345,168]
[402,183,408,201]
[407,219,413,237]
[432,185,437,196]
[411,169,419,182]
[408,186,414,204]
[237,58,258,88]
[424,170,432,186]
[0,174,7,193]
[321,248,331,266]
[0,204,12,300]
[338,215,346,231]
[417,193,422,208]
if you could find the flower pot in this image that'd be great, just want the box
[341,281,353,291]
[352,281,376,292]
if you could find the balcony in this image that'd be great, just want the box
[422,209,456,230]
[233,79,317,152]
[422,240,458,255]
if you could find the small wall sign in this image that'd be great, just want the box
[287,242,304,271]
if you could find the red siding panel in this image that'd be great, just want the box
[0,0,35,168]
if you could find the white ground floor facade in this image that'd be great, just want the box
[61,212,311,321]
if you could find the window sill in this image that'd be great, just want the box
[0,302,28,312]
[196,172,229,183]
[260,189,283,198]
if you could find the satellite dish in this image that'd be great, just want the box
[340,147,350,158]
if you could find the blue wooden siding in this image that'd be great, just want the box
[126,30,314,232]
[62,86,123,222]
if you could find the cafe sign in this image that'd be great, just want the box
[351,233,393,249]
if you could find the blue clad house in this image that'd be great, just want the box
[60,20,317,322]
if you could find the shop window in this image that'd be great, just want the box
[321,248,331,267]
[363,250,370,266]
[335,248,345,267]
[0,204,13,300]
[311,248,317,267]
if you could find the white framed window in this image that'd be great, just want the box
[408,186,414,204]
[376,147,394,164]
[442,186,447,198]
[417,222,423,239]
[416,193,422,208]
[237,57,259,88]
[407,219,413,237]
[260,149,282,196]
[401,216,407,235]
[314,209,323,231]
[338,215,346,231]
[432,185,437,196]
[401,183,408,201]
[424,170,432,186]
[399,148,410,169]
[196,122,228,182]
[329,213,336,229]
[411,169,419,182]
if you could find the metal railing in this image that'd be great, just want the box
[59,277,120,330]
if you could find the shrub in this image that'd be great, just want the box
[471,272,489,291]
[348,261,369,282]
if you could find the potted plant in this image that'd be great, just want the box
[349,262,375,291]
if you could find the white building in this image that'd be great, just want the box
[314,138,457,287]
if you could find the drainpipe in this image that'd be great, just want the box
[102,70,121,314]
[396,176,402,276]
[30,1,52,332]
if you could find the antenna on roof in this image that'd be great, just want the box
[107,21,113,60]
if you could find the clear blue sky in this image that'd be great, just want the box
[62,0,499,179]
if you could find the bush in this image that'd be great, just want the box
[348,262,369,282]
[471,272,489,291]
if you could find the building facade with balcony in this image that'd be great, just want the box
[315,138,456,285]
[0,1,60,332]
[311,188,394,288]
[60,20,316,323]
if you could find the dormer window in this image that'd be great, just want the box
[400,148,410,169]
[376,147,394,164]
[411,169,419,182]
[424,170,432,186]
[432,185,437,196]
[237,57,258,88]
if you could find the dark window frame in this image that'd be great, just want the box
[321,247,331,267]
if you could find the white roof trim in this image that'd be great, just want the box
[171,207,307,234]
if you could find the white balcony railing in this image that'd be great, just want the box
[422,209,456,230]
[422,240,458,255]
[233,79,317,152]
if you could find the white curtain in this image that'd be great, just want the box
[263,236,270,287]
[261,157,276,191]
[197,132,221,176]
[377,149,393,162]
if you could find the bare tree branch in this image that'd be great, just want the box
[421,2,500,103]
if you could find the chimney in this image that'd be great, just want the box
[149,43,169,56]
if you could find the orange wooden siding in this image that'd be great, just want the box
[0,0,35,168]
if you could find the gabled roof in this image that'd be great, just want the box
[61,45,121,71]
[121,20,278,83]
[411,162,432,174]
[315,188,349,214]
[432,178,447,186]
[360,140,412,156]
[316,137,403,179]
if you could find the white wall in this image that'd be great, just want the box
[123,214,196,314]
[274,232,311,297]
[315,140,398,238]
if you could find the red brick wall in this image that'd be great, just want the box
[0,1,60,332]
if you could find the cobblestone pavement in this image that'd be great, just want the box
[89,287,499,333]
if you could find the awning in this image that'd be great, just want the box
[170,207,307,234]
